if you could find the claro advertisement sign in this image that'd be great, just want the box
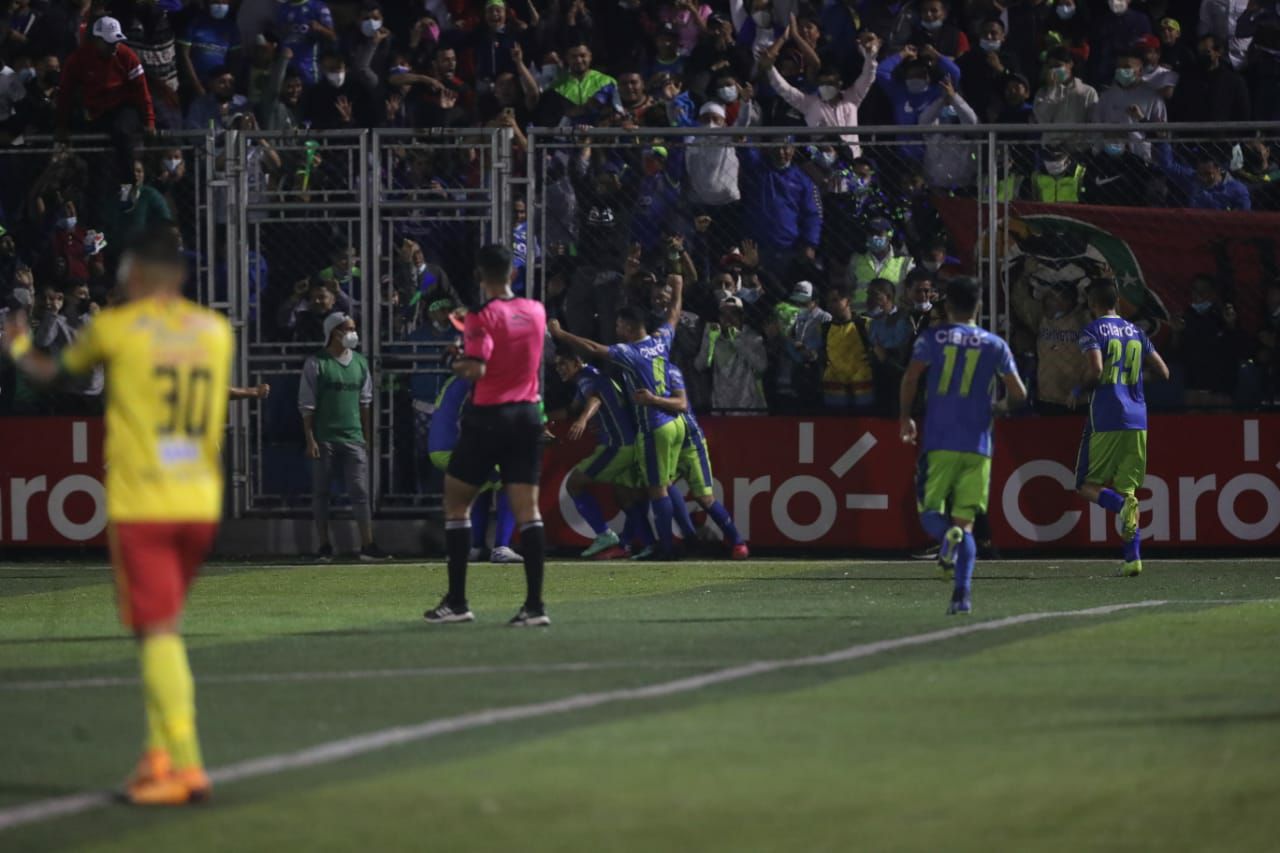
[542,415,1280,552]
[1,416,1276,551]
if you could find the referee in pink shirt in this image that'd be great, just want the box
[424,245,551,627]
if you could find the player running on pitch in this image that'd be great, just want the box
[553,347,653,559]
[635,363,749,559]
[549,273,687,561]
[424,244,549,626]
[899,277,1026,615]
[1070,278,1169,577]
[2,225,232,805]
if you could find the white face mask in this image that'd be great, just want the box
[1109,0,1129,13]
[18,67,36,83]
[980,38,1003,53]
[867,306,885,318]
[752,11,772,27]
[59,216,77,230]
[163,157,183,174]
[915,300,933,313]
[818,84,839,101]
[718,85,738,103]
[210,3,230,19]
[361,18,382,37]
[922,260,941,272]
[1056,4,1076,19]
[325,71,346,88]
[1044,159,1068,176]
[342,331,360,350]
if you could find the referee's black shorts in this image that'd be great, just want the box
[447,402,543,487]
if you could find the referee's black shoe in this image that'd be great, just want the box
[424,597,475,624]
[507,605,550,627]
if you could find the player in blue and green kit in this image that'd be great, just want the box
[553,347,652,559]
[427,375,523,564]
[899,278,1027,615]
[549,274,688,560]
[1070,279,1170,577]
[636,363,750,560]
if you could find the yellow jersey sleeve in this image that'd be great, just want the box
[58,310,115,376]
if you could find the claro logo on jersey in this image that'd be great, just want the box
[0,420,105,545]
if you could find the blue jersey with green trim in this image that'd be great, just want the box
[667,364,704,447]
[1078,316,1153,432]
[573,364,638,447]
[912,323,1018,457]
[607,323,676,433]
[427,376,469,454]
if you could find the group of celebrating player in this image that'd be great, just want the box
[0,231,1166,807]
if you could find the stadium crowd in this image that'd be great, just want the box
[0,0,1278,419]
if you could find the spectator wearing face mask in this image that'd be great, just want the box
[179,0,241,99]
[1088,0,1151,85]
[1089,51,1164,162]
[1168,34,1251,124]
[350,2,394,91]
[876,43,963,135]
[1034,48,1098,152]
[1199,0,1253,71]
[730,0,784,60]
[914,0,969,59]
[1004,145,1087,202]
[1172,274,1245,408]
[1009,0,1087,79]
[684,13,753,98]
[759,33,879,155]
[697,293,768,412]
[1187,156,1252,211]
[957,16,1021,122]
[685,102,741,253]
[48,200,89,283]
[184,65,247,130]
[306,52,374,129]
[276,0,337,86]
[847,217,913,310]
[15,53,60,136]
[1085,133,1161,205]
[919,75,979,191]
[737,142,822,274]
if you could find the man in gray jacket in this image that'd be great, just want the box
[696,295,768,412]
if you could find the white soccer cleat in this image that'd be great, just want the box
[490,546,524,564]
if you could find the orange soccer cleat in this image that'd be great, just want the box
[126,765,212,806]
[127,749,171,787]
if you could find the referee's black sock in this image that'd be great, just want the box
[445,520,472,607]
[519,521,545,610]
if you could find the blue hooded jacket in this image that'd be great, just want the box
[739,148,823,251]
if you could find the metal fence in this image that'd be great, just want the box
[10,122,1279,519]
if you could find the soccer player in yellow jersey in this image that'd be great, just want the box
[2,225,232,806]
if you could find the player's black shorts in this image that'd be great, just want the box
[447,402,543,487]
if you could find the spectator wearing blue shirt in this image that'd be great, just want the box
[738,143,823,273]
[184,65,247,130]
[1189,156,1253,211]
[275,0,337,86]
[179,0,240,97]
[875,44,962,157]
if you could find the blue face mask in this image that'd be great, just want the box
[738,287,761,304]
[869,235,890,252]
[1104,143,1126,157]
[1114,67,1138,86]
[852,175,873,194]
[921,19,943,31]
[1056,4,1076,19]
[1191,300,1213,314]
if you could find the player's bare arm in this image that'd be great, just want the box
[1002,371,1028,405]
[898,359,927,444]
[633,387,688,414]
[548,319,610,359]
[453,356,486,381]
[568,395,602,441]
[1069,349,1105,410]
[666,273,684,327]
[1144,348,1170,382]
[229,384,271,400]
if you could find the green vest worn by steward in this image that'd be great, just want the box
[314,350,369,444]
[1032,165,1085,203]
[850,253,911,307]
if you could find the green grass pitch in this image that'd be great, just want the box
[2,557,1279,852]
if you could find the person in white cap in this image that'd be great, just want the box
[697,292,768,412]
[781,279,831,409]
[298,312,390,563]
[685,100,742,260]
[57,16,156,205]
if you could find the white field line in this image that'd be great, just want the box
[0,661,724,692]
[0,599,1166,834]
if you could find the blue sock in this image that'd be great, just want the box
[668,486,697,539]
[651,496,675,554]
[494,492,516,548]
[1124,530,1142,563]
[955,532,977,593]
[705,501,742,545]
[628,501,655,546]
[1097,488,1124,514]
[469,499,491,550]
[572,492,609,536]
[920,510,949,541]
[621,509,636,544]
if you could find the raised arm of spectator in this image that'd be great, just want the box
[665,273,685,328]
[876,49,903,87]
[178,42,206,98]
[934,52,962,87]
[511,44,541,111]
[729,0,748,32]
[845,37,880,106]
[766,64,809,110]
[786,14,822,75]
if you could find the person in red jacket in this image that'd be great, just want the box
[56,16,156,206]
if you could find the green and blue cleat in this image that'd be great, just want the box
[937,526,965,581]
[1118,559,1143,577]
[1120,494,1141,539]
[582,530,621,559]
